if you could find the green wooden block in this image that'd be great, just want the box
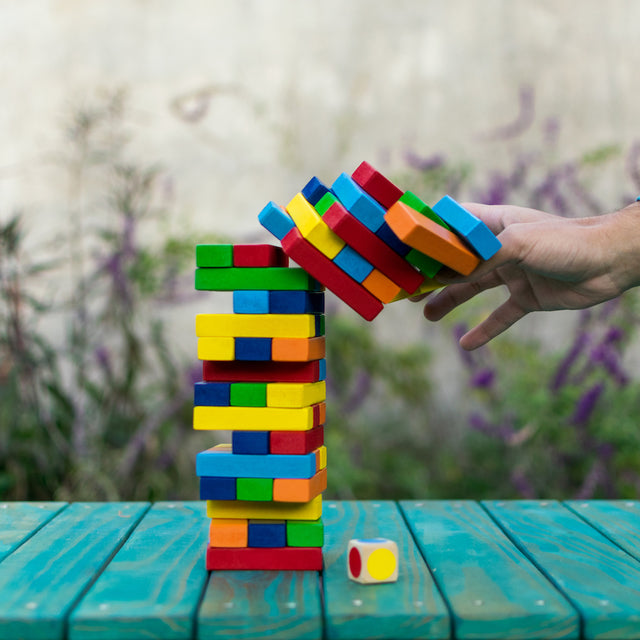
[315,192,338,216]
[484,500,640,639]
[196,244,234,267]
[69,502,209,640]
[399,191,450,229]
[195,267,321,291]
[323,500,449,639]
[286,519,323,548]
[406,248,442,279]
[198,570,322,639]
[0,502,66,563]
[229,382,267,407]
[0,502,148,640]
[237,477,273,501]
[401,500,579,640]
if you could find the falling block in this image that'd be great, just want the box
[233,244,289,267]
[196,244,234,267]
[269,291,325,314]
[195,314,319,338]
[432,195,502,260]
[405,248,442,280]
[229,382,267,407]
[385,201,480,276]
[273,467,327,502]
[400,190,449,229]
[236,477,273,501]
[374,221,412,257]
[209,519,248,548]
[322,200,423,293]
[266,381,326,408]
[206,546,323,571]
[278,227,384,321]
[194,382,231,406]
[347,538,399,584]
[207,494,323,520]
[287,519,324,548]
[232,430,270,455]
[193,404,324,431]
[196,267,321,291]
[361,268,402,304]
[302,176,332,206]
[196,444,322,478]
[203,359,326,383]
[332,245,374,283]
[331,174,386,232]
[248,520,287,548]
[232,290,270,314]
[286,193,345,259]
[199,476,236,500]
[352,161,403,209]
[258,201,296,240]
[270,425,324,455]
[391,277,443,302]
[272,336,325,362]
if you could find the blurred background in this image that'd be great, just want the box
[2,0,640,502]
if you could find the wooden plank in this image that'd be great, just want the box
[198,570,322,639]
[484,500,640,639]
[322,500,449,640]
[0,502,148,640]
[68,501,209,640]
[0,502,67,563]
[400,500,579,640]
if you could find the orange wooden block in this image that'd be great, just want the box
[273,467,327,502]
[272,336,326,362]
[209,518,248,548]
[385,201,480,276]
[317,403,326,425]
[362,269,402,303]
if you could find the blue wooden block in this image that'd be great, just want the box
[200,476,237,500]
[196,446,318,479]
[332,245,374,283]
[375,221,412,256]
[432,195,502,260]
[258,201,295,240]
[331,173,386,232]
[235,337,272,361]
[319,358,326,381]
[248,521,287,548]
[315,315,325,336]
[268,291,325,314]
[301,177,331,206]
[194,382,231,406]
[232,431,270,455]
[233,290,270,314]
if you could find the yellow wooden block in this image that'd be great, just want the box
[266,382,326,408]
[391,278,444,302]
[197,337,235,361]
[286,193,345,259]
[196,314,317,338]
[207,495,322,520]
[193,405,317,431]
[316,445,327,470]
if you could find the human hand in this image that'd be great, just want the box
[419,201,640,350]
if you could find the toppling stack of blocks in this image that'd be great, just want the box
[194,243,326,570]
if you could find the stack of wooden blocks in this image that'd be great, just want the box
[194,244,326,570]
[193,161,501,572]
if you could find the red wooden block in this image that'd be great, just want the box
[203,360,323,383]
[270,425,325,454]
[206,546,323,570]
[281,227,384,321]
[352,161,403,209]
[233,244,289,267]
[323,201,423,294]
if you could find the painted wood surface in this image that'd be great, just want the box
[0,502,148,640]
[484,500,640,640]
[322,500,449,640]
[68,502,209,640]
[198,570,322,640]
[400,500,579,640]
[0,501,66,563]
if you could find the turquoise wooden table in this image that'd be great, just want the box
[3,500,640,640]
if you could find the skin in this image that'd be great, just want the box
[416,200,640,350]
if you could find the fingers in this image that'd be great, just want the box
[457,298,529,350]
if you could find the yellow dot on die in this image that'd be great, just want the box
[367,548,397,581]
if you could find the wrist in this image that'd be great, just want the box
[599,201,640,292]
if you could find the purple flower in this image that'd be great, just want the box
[550,330,589,392]
[570,382,605,426]
[471,368,495,390]
[404,151,446,173]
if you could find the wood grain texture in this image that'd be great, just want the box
[322,500,449,640]
[0,502,148,640]
[484,500,640,640]
[0,501,66,563]
[68,502,209,640]
[198,570,322,640]
[400,500,578,640]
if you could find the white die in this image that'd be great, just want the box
[347,538,398,584]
